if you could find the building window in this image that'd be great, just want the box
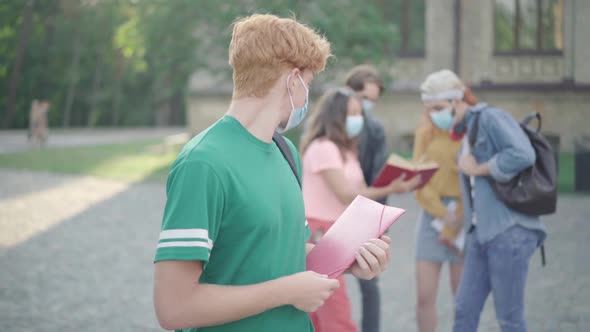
[494,0,564,55]
[390,0,425,57]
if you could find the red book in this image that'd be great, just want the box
[306,195,406,278]
[372,154,439,189]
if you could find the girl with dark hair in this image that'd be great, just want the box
[300,87,421,332]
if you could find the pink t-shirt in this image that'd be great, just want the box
[302,138,366,222]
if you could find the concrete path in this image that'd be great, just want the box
[0,128,185,154]
[0,169,588,331]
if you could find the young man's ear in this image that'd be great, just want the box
[287,68,299,88]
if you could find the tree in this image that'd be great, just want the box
[2,0,35,128]
[0,0,411,129]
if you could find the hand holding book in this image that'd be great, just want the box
[306,196,406,279]
[373,154,440,190]
[378,172,423,194]
[430,201,466,254]
[440,209,463,236]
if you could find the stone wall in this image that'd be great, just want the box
[185,95,231,136]
[186,89,590,152]
[374,90,590,152]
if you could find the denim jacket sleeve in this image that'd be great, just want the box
[481,109,536,183]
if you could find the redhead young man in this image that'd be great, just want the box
[152,14,393,332]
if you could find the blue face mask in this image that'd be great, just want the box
[346,115,364,138]
[278,73,309,133]
[430,108,455,131]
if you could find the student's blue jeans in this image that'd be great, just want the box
[453,225,540,332]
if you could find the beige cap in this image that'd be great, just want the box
[420,69,464,102]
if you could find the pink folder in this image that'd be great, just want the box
[306,195,406,278]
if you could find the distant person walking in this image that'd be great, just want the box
[28,100,50,146]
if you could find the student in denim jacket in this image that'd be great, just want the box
[420,70,546,332]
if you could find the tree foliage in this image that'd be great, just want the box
[0,0,426,129]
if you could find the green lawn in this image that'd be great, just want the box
[558,152,574,193]
[0,138,577,192]
[0,139,182,183]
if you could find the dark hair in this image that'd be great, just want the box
[344,64,384,95]
[300,88,358,160]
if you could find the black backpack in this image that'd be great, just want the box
[470,111,558,216]
[272,132,301,188]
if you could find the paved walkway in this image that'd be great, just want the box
[0,128,185,154]
[0,169,588,331]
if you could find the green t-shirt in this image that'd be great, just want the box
[154,115,312,332]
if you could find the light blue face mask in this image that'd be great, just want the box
[278,73,309,133]
[346,115,365,138]
[430,108,455,131]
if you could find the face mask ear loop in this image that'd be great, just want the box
[286,73,296,110]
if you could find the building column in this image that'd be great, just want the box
[425,0,456,73]
[573,0,590,83]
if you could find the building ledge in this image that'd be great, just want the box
[473,80,590,92]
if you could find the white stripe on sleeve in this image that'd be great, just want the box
[159,228,211,242]
[157,241,212,250]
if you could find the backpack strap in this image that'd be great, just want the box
[522,112,542,133]
[468,111,482,148]
[521,112,548,267]
[272,132,301,188]
[464,111,482,210]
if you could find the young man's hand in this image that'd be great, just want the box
[349,235,391,280]
[458,154,489,177]
[281,271,340,312]
[387,174,422,194]
[442,210,462,231]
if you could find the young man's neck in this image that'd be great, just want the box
[227,95,284,143]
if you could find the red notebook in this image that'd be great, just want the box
[306,196,406,278]
[372,154,439,189]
